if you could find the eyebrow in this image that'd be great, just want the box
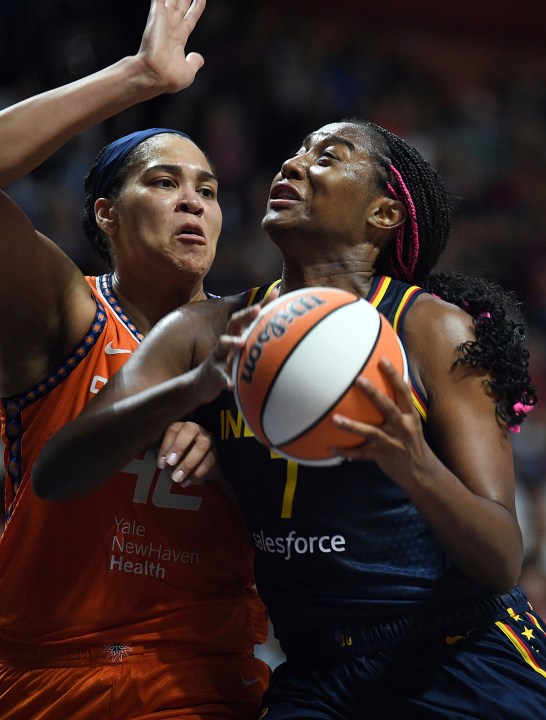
[145,163,218,182]
[302,133,357,153]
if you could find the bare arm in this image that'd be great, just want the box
[333,296,522,593]
[32,299,259,500]
[0,0,207,395]
[0,0,206,187]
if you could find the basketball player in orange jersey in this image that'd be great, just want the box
[0,2,270,719]
[35,117,546,719]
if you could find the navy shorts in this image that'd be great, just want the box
[259,588,546,720]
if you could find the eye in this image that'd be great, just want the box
[199,186,217,199]
[316,150,337,165]
[154,177,177,188]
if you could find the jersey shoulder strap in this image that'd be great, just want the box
[368,275,429,422]
[242,279,281,307]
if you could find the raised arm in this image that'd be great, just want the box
[333,296,524,593]
[32,298,259,500]
[0,0,206,187]
[0,0,206,397]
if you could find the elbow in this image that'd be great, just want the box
[470,548,523,596]
[480,572,521,596]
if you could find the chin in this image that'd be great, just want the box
[262,213,299,237]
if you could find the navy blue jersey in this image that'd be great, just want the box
[195,276,491,642]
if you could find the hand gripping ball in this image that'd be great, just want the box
[232,287,408,466]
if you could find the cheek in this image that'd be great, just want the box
[210,208,223,238]
[119,195,167,227]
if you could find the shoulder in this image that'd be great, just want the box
[407,292,475,347]
[135,294,246,373]
[404,292,479,395]
[162,293,245,334]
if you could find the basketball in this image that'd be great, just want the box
[232,287,408,466]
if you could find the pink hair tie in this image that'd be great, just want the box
[513,402,535,414]
[509,401,535,432]
[386,165,420,281]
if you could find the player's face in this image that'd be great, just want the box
[106,134,222,280]
[262,122,380,247]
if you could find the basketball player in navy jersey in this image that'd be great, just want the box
[35,119,545,719]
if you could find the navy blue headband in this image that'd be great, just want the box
[89,128,192,204]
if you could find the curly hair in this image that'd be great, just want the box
[424,272,537,430]
[349,120,537,430]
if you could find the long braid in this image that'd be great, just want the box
[357,120,454,283]
[347,119,537,430]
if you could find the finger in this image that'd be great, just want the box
[173,452,217,487]
[171,440,215,486]
[213,334,246,363]
[185,52,205,76]
[333,445,371,462]
[225,304,261,337]
[159,421,201,468]
[181,0,206,34]
[353,375,399,422]
[330,416,386,458]
[170,0,194,18]
[331,412,376,439]
[377,357,415,413]
[171,0,190,14]
[157,421,185,468]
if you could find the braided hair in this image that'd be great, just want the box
[82,142,149,268]
[351,119,537,430]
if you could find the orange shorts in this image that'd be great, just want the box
[0,642,270,720]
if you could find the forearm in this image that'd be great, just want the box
[32,366,207,501]
[0,56,162,187]
[403,448,523,593]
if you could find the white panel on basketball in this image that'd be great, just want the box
[262,299,381,446]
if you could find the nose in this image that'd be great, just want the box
[280,152,307,180]
[175,188,204,216]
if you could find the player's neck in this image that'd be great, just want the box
[111,271,207,336]
[280,260,377,299]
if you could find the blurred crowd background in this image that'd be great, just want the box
[1,0,546,611]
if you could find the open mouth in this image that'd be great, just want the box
[175,225,206,244]
[269,183,302,204]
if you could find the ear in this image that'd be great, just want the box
[94,198,118,236]
[367,198,407,231]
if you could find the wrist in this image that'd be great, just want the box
[114,55,170,103]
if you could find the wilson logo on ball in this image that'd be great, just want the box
[232,287,408,467]
[240,293,327,383]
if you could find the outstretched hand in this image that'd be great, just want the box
[331,358,432,489]
[137,0,207,93]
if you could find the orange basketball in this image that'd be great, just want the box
[232,287,408,466]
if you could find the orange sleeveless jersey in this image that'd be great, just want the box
[0,275,267,650]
